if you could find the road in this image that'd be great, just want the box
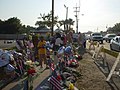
[101,41,110,50]
[87,40,120,89]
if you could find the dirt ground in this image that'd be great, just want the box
[75,53,113,90]
[2,44,120,90]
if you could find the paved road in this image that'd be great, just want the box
[87,40,120,89]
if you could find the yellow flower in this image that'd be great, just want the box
[68,83,74,90]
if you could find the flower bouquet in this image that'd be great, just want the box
[25,60,36,90]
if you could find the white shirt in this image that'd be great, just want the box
[55,38,63,46]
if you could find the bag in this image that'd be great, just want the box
[6,64,15,73]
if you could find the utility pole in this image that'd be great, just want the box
[74,3,80,33]
[51,0,54,36]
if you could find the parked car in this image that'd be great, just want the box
[103,34,116,43]
[85,34,90,40]
[90,32,103,44]
[110,36,120,51]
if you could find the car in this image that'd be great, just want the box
[110,36,120,51]
[85,34,90,40]
[103,34,116,43]
[90,32,103,44]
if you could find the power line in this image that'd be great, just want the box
[73,3,80,33]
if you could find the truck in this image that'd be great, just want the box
[90,32,103,44]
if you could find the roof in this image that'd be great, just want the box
[30,29,51,33]
[0,34,26,40]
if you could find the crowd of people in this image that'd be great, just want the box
[30,30,86,69]
[0,30,86,89]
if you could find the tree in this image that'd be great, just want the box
[20,25,35,34]
[5,17,22,34]
[66,18,75,30]
[0,17,22,34]
[35,11,58,30]
[0,17,35,34]
[57,18,74,32]
[57,20,65,29]
[0,19,3,24]
[106,23,120,33]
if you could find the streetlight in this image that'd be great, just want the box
[64,4,68,21]
[64,4,68,31]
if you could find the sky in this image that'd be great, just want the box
[0,0,120,33]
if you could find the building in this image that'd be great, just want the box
[30,27,51,37]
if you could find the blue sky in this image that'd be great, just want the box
[0,0,120,33]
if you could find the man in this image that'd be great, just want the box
[78,32,86,48]
[54,33,63,51]
[37,36,47,68]
[67,31,73,45]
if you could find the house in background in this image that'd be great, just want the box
[0,34,26,49]
[30,27,64,36]
[30,27,51,37]
[54,28,64,33]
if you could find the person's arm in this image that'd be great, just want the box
[37,42,40,49]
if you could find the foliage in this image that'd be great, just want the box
[56,20,65,29]
[56,18,74,30]
[20,25,35,34]
[35,11,58,29]
[0,12,75,34]
[107,23,120,34]
[0,17,35,34]
[65,18,75,28]
[0,17,21,34]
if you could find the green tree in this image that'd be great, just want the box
[56,20,65,29]
[107,23,120,33]
[20,25,35,34]
[5,17,22,34]
[0,19,3,24]
[57,18,74,31]
[0,17,35,34]
[35,11,58,30]
[0,19,4,33]
[66,18,75,30]
[0,17,22,34]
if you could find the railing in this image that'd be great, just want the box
[92,46,120,81]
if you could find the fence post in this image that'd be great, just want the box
[106,53,120,81]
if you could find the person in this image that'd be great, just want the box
[37,36,47,68]
[78,32,82,46]
[66,30,73,46]
[32,34,39,61]
[78,32,86,48]
[82,33,86,48]
[54,33,63,51]
[62,33,67,46]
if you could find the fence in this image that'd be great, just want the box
[92,46,120,81]
[0,34,26,40]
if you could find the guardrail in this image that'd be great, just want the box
[92,46,120,81]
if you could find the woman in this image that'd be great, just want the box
[37,36,47,68]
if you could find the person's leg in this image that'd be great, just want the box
[84,41,86,48]
[43,54,48,68]
[39,54,43,68]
